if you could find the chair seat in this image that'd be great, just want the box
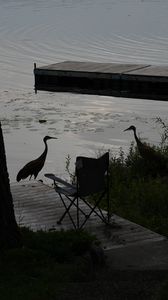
[45,173,77,196]
[56,185,77,196]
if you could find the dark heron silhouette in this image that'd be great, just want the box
[124,125,168,174]
[16,136,57,182]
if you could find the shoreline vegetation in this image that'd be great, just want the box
[1,118,168,299]
[108,118,168,238]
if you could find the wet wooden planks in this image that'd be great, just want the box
[11,181,166,250]
[34,61,168,100]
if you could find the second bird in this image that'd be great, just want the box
[124,125,167,171]
[16,135,57,182]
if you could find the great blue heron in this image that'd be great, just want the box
[16,136,57,182]
[124,125,167,166]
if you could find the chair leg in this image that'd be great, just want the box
[77,196,79,229]
[57,193,77,229]
[107,177,110,223]
[54,188,110,229]
[79,192,109,229]
[56,193,87,229]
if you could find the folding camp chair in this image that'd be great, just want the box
[45,152,110,229]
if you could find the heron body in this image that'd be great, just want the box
[16,136,57,182]
[124,125,167,166]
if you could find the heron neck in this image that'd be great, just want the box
[133,128,141,145]
[39,139,48,160]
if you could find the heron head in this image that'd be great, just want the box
[43,136,57,142]
[124,125,136,132]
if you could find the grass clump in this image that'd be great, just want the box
[20,227,96,262]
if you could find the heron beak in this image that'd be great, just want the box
[123,127,129,132]
[48,136,58,140]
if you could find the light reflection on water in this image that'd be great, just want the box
[0,0,168,182]
[2,90,168,182]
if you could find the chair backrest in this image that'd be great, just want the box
[75,152,109,197]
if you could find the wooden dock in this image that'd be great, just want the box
[34,61,168,101]
[11,181,166,251]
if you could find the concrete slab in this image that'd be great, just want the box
[105,240,168,270]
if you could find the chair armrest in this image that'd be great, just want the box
[44,173,75,188]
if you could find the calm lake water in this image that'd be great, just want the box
[0,0,168,182]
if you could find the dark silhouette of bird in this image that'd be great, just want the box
[16,136,57,182]
[124,125,168,171]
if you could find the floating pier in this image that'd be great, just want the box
[34,61,168,100]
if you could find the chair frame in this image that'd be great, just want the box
[45,152,110,229]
